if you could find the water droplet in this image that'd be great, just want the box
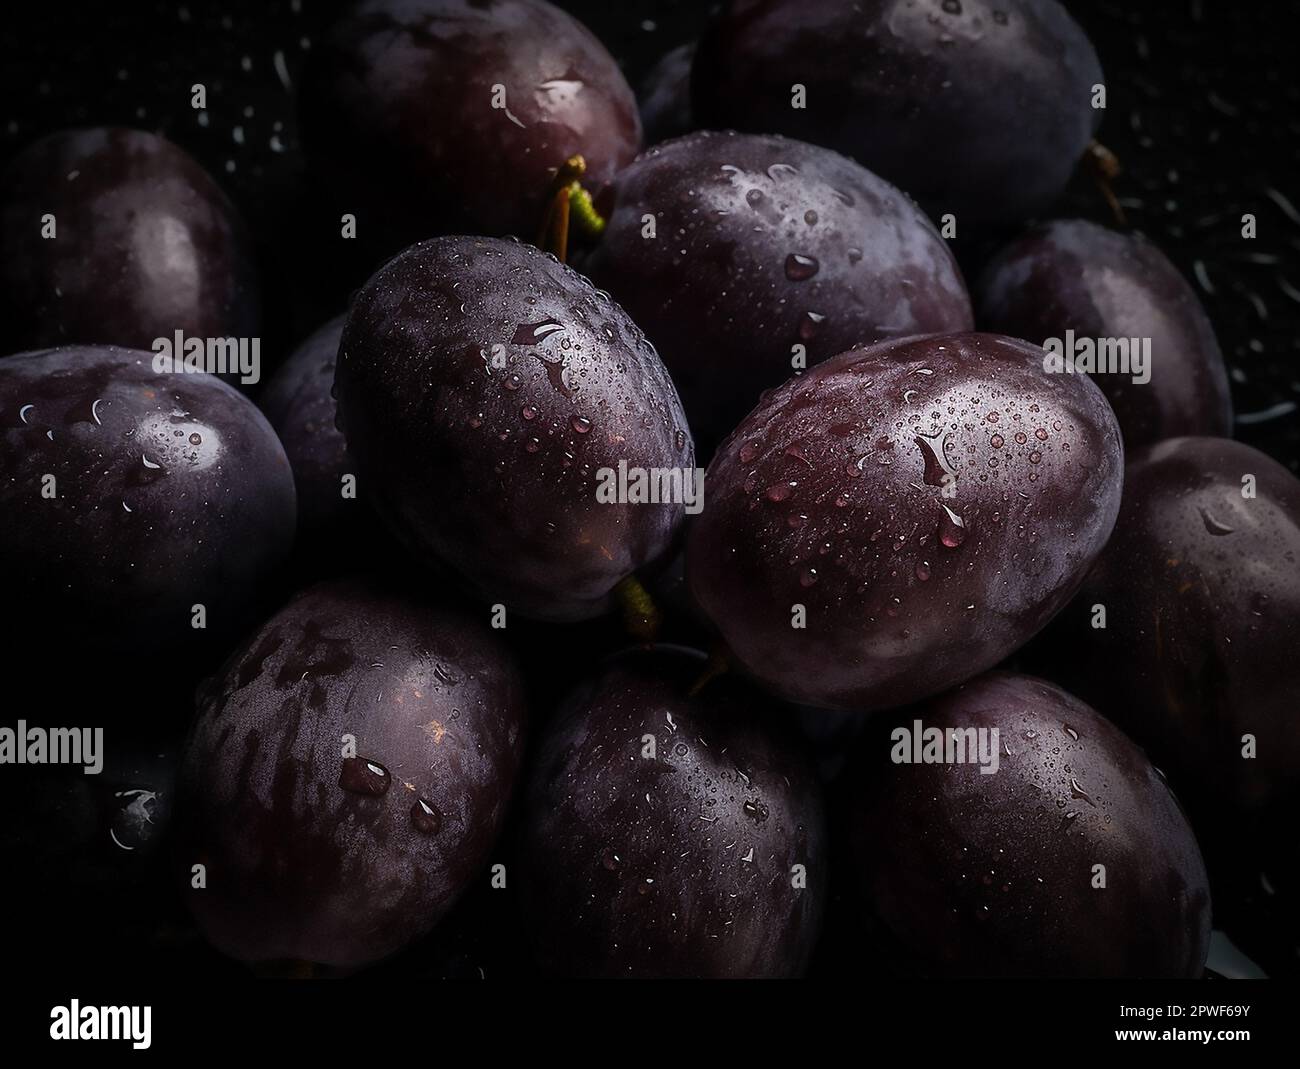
[915,561,931,581]
[765,482,794,503]
[743,799,770,822]
[1200,508,1235,536]
[504,374,522,391]
[571,415,592,434]
[600,846,622,872]
[990,434,1004,449]
[739,441,759,463]
[938,503,967,548]
[804,210,818,226]
[914,433,958,486]
[798,311,826,340]
[799,567,818,588]
[521,405,538,420]
[1069,778,1098,808]
[512,320,565,345]
[1029,451,1042,464]
[1035,427,1048,441]
[784,253,820,281]
[339,757,390,796]
[411,798,443,834]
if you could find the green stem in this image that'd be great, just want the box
[614,574,662,644]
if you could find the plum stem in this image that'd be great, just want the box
[537,155,606,263]
[687,644,732,697]
[614,574,662,643]
[1085,140,1128,227]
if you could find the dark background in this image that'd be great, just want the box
[1,0,1295,471]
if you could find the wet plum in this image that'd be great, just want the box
[0,127,258,357]
[846,672,1212,977]
[583,131,973,450]
[334,235,694,621]
[1045,437,1300,827]
[299,0,641,249]
[692,0,1104,228]
[686,332,1123,711]
[976,219,1233,447]
[518,647,825,977]
[174,578,527,969]
[0,346,295,655]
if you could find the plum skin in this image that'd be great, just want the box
[299,0,641,247]
[517,648,825,978]
[692,0,1103,228]
[259,316,351,537]
[0,346,295,653]
[1051,437,1300,826]
[334,236,694,622]
[976,219,1233,447]
[0,127,258,356]
[583,131,973,450]
[847,672,1212,978]
[687,332,1123,712]
[174,578,527,969]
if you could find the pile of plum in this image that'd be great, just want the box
[2,0,1296,980]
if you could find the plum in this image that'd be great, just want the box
[1048,437,1300,826]
[517,647,825,977]
[0,127,258,358]
[583,131,973,450]
[299,0,641,249]
[639,42,696,145]
[846,672,1212,977]
[692,0,1104,228]
[174,578,527,969]
[334,235,694,621]
[976,219,1233,446]
[259,315,352,538]
[0,346,295,655]
[686,332,1123,711]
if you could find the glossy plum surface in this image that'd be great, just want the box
[0,346,295,654]
[259,315,351,537]
[847,672,1212,977]
[692,0,1103,228]
[518,647,825,977]
[299,0,641,248]
[0,127,258,355]
[686,332,1123,711]
[583,131,973,449]
[334,235,693,621]
[174,578,527,968]
[1050,437,1300,825]
[976,219,1233,447]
